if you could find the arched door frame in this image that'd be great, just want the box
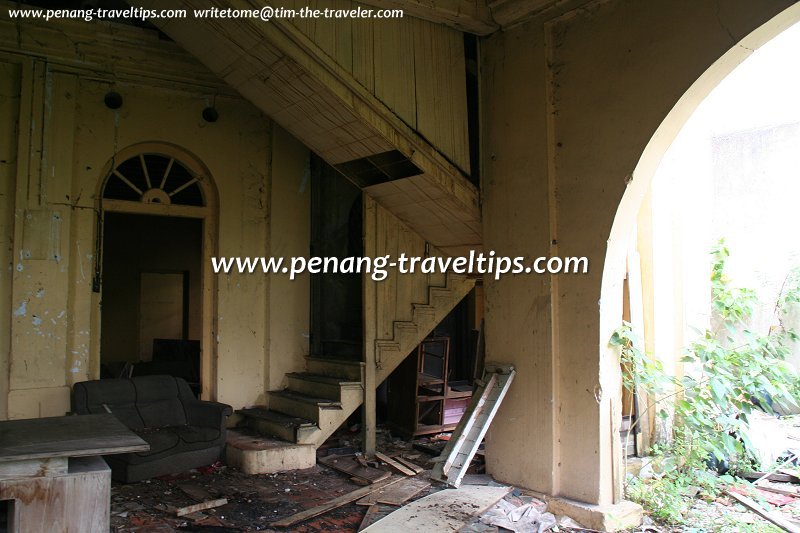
[600,3,800,501]
[94,141,219,400]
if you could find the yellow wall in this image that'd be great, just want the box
[0,16,310,418]
[481,0,798,505]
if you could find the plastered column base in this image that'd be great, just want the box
[547,497,643,531]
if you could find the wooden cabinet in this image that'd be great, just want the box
[387,337,473,437]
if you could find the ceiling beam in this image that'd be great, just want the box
[358,0,499,35]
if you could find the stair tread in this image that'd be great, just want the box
[238,407,316,428]
[270,389,343,407]
[286,372,361,386]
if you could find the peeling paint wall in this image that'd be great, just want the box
[481,0,797,506]
[0,17,310,418]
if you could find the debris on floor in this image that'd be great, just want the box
[110,425,581,532]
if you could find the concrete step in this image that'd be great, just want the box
[285,372,361,401]
[306,356,364,381]
[238,406,318,443]
[269,389,343,422]
[225,430,315,474]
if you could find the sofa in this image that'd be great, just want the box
[72,375,232,483]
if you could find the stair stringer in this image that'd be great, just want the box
[293,272,476,448]
[375,272,475,384]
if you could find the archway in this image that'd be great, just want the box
[600,1,800,499]
[95,142,219,400]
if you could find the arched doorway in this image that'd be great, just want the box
[601,1,800,499]
[95,142,218,399]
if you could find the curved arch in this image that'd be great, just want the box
[599,1,800,497]
[94,142,219,400]
[95,141,219,214]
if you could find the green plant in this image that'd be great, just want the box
[613,240,800,525]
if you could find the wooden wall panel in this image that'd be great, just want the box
[286,2,471,174]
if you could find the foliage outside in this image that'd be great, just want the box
[612,242,800,525]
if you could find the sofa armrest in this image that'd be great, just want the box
[184,401,233,429]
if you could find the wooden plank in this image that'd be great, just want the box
[755,482,800,498]
[270,475,404,528]
[375,451,416,476]
[319,454,390,483]
[175,498,228,517]
[358,504,389,531]
[0,414,149,462]
[393,456,424,475]
[743,472,798,484]
[727,490,800,533]
[376,477,431,506]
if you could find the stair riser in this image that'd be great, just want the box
[269,393,342,422]
[306,359,363,381]
[297,403,360,446]
[286,376,342,400]
[247,418,296,442]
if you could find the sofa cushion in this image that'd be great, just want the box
[71,379,145,430]
[172,425,221,444]
[132,375,188,428]
[133,427,182,458]
[126,425,221,465]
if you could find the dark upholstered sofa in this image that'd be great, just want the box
[72,375,232,483]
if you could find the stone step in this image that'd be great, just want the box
[269,389,342,422]
[285,372,362,401]
[238,407,317,443]
[306,356,364,381]
[225,430,315,474]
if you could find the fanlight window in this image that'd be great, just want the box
[102,154,205,207]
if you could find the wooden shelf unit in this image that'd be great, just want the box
[387,336,473,437]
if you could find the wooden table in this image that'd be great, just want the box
[0,414,149,532]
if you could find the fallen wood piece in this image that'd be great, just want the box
[358,504,394,532]
[727,490,800,533]
[744,472,798,484]
[754,453,798,486]
[270,475,403,528]
[756,482,800,498]
[319,454,391,483]
[393,456,423,474]
[356,477,431,506]
[376,477,431,505]
[375,452,416,476]
[780,468,800,482]
[730,485,796,507]
[175,498,228,517]
[361,485,512,532]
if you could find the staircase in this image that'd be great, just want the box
[238,272,475,449]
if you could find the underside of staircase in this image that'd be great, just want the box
[237,272,475,452]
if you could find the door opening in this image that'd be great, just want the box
[100,212,202,395]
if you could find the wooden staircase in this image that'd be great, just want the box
[238,272,475,449]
